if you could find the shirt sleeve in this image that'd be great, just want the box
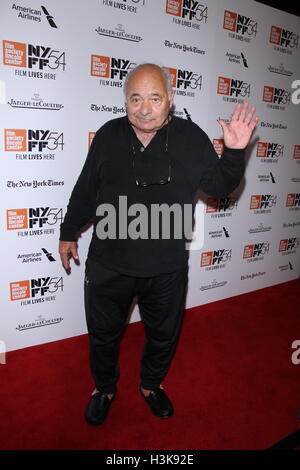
[59,130,102,241]
[199,135,245,197]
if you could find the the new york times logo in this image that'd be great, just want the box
[243,243,270,260]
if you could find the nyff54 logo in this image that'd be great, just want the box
[286,193,300,207]
[166,0,208,22]
[223,10,257,37]
[279,238,300,252]
[3,40,66,71]
[7,207,63,230]
[201,249,232,267]
[250,195,277,210]
[4,129,64,152]
[243,243,270,259]
[217,77,250,98]
[165,66,202,90]
[263,86,291,105]
[206,197,238,213]
[10,277,63,301]
[269,26,299,49]
[256,142,284,159]
[91,55,135,80]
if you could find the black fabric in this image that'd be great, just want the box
[84,257,189,394]
[60,116,245,276]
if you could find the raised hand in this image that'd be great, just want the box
[218,102,259,149]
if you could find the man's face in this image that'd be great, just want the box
[125,67,174,134]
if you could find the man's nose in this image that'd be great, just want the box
[139,100,152,115]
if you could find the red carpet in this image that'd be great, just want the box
[0,279,299,450]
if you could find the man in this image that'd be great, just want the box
[59,63,259,426]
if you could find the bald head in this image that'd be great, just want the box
[124,63,173,98]
[124,63,175,135]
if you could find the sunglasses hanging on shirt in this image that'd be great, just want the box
[129,118,171,187]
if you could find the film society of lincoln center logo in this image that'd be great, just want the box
[200,248,232,270]
[90,55,135,87]
[217,76,250,103]
[293,145,300,160]
[286,193,300,210]
[250,194,277,214]
[206,197,238,219]
[256,142,284,163]
[279,238,300,255]
[269,25,299,54]
[4,129,64,160]
[243,243,270,262]
[223,10,257,42]
[2,40,65,79]
[165,0,208,29]
[262,85,291,110]
[6,207,63,236]
[10,276,63,305]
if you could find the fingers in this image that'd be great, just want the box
[244,105,256,124]
[231,102,259,129]
[61,251,70,271]
[69,244,79,261]
[248,115,260,131]
[231,103,242,121]
[59,241,79,271]
[218,119,228,132]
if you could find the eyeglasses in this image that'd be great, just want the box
[130,120,171,187]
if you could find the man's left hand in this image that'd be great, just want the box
[218,102,259,149]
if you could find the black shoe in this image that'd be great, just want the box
[84,391,115,426]
[140,386,174,418]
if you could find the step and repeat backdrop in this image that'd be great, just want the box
[1,0,300,352]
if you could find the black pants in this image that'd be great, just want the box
[84,258,189,394]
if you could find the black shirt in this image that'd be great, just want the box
[60,115,245,277]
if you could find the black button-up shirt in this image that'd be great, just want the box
[60,116,245,277]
